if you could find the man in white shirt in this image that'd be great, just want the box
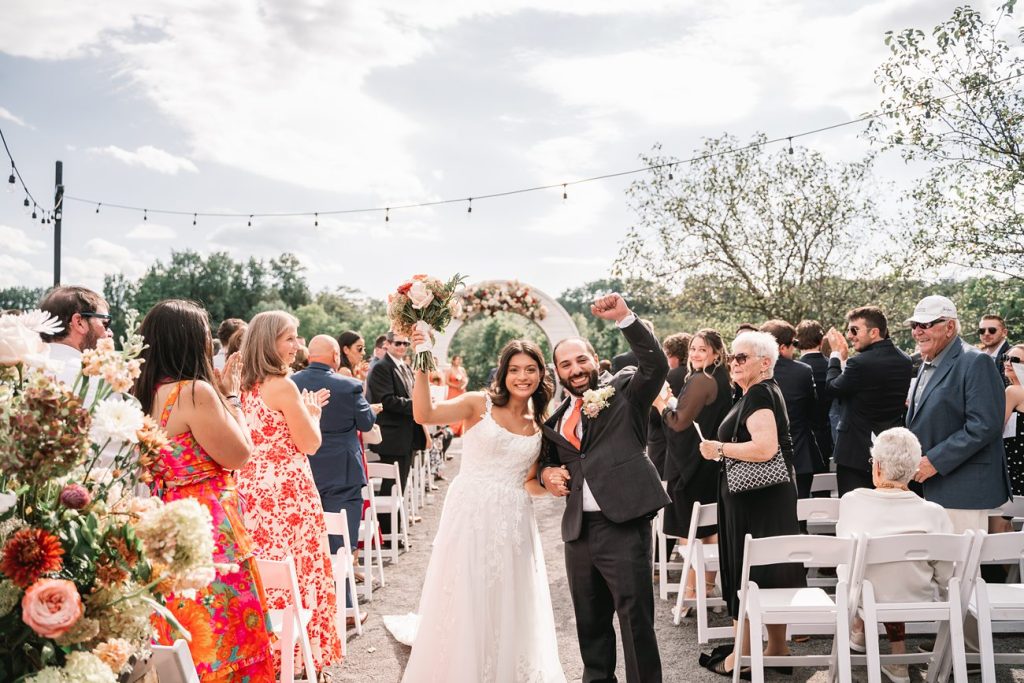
[38,285,114,389]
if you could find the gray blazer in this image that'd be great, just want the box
[906,338,1011,510]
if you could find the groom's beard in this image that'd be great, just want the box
[562,369,600,397]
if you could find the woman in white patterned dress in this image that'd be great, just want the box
[384,338,566,683]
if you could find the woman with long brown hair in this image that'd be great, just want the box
[384,336,566,682]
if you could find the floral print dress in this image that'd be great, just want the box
[237,383,342,672]
[150,381,275,683]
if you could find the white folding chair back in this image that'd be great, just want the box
[797,498,841,589]
[810,472,838,498]
[850,532,974,683]
[734,533,857,683]
[964,531,1024,683]
[323,510,362,649]
[358,485,386,601]
[654,483,684,600]
[148,640,200,683]
[256,556,318,683]
[673,502,729,643]
[367,461,410,563]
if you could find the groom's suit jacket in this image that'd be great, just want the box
[541,319,671,542]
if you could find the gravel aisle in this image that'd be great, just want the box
[331,439,1024,682]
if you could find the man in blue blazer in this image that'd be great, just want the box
[905,296,1011,532]
[292,335,377,557]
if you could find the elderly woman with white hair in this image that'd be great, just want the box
[836,427,953,683]
[696,331,805,677]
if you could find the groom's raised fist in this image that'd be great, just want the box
[591,293,631,323]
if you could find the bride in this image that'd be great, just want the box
[384,337,566,683]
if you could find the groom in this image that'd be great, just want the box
[540,293,670,683]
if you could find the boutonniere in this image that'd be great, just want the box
[581,386,615,418]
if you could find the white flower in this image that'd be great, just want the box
[135,498,215,589]
[0,490,16,516]
[0,314,49,367]
[17,310,64,337]
[582,386,615,418]
[90,399,145,445]
[24,667,66,683]
[407,280,435,310]
[62,651,116,683]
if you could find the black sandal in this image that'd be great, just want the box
[699,646,750,680]
[708,658,751,680]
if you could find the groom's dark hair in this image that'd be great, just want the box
[552,337,597,362]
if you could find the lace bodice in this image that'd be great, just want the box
[457,396,542,487]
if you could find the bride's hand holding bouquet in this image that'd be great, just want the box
[387,273,466,372]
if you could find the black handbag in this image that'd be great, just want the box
[723,384,791,494]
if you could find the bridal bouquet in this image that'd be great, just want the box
[0,311,216,683]
[387,273,466,371]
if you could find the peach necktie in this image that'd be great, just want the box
[562,398,583,450]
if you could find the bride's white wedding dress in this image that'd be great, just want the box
[384,397,566,683]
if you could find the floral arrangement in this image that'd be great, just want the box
[581,386,615,418]
[387,274,467,371]
[0,311,216,683]
[458,280,548,322]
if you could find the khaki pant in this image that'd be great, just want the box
[944,508,987,652]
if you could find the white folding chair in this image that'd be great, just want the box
[323,510,362,651]
[367,461,410,563]
[964,531,1024,683]
[148,640,200,683]
[654,485,684,600]
[797,498,841,590]
[849,532,974,683]
[673,502,729,644]
[255,556,318,683]
[406,451,422,517]
[810,472,838,498]
[358,485,386,602]
[733,533,857,683]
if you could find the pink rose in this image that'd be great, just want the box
[22,578,83,638]
[408,280,435,310]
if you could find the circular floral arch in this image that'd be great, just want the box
[432,280,579,365]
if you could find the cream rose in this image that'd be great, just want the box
[21,579,83,638]
[0,317,48,367]
[407,280,435,310]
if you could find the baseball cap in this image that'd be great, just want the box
[905,295,958,324]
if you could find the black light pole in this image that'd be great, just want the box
[53,160,63,287]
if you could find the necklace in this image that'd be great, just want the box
[875,481,909,491]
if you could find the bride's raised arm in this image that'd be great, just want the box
[411,368,483,427]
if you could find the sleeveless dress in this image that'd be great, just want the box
[384,397,566,683]
[236,383,342,672]
[1005,408,1024,497]
[149,381,275,683]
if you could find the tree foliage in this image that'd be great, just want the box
[449,314,551,391]
[615,135,919,327]
[868,2,1024,277]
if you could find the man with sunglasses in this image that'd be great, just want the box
[905,295,1010,534]
[37,285,114,391]
[823,306,913,496]
[977,314,1010,383]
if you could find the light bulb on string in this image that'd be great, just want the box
[95,203,101,214]
[23,197,29,208]
[668,164,674,180]
[787,137,794,154]
[192,213,197,226]
[385,207,390,223]
[248,215,252,227]
[143,209,148,221]
[314,212,318,227]
[562,184,568,201]
[7,162,15,189]
[31,204,37,220]
[467,198,472,214]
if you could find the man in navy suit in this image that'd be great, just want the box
[905,296,1011,532]
[292,335,377,555]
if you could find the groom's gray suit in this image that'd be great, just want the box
[540,318,670,683]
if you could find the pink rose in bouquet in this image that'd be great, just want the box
[21,578,83,638]
[387,274,466,371]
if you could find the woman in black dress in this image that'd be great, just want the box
[695,330,804,677]
[1002,345,1024,496]
[660,329,732,608]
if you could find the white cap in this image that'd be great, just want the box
[906,295,958,324]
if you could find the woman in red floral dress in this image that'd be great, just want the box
[236,311,342,675]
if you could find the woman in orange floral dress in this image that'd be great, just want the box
[445,355,469,436]
[133,300,274,682]
[236,311,342,675]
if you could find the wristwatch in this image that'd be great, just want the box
[716,442,725,460]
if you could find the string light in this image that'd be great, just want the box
[31,204,36,220]
[95,203,101,214]
[23,197,29,208]
[467,198,472,214]
[143,209,147,221]
[562,184,568,201]
[668,166,674,180]
[7,162,14,186]
[192,213,197,226]
[314,212,318,227]
[788,137,794,154]
[385,207,390,223]
[247,214,252,227]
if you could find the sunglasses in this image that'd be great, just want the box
[978,327,1000,336]
[81,311,112,329]
[1006,356,1024,364]
[726,353,750,365]
[846,325,860,335]
[909,319,946,331]
[390,340,411,347]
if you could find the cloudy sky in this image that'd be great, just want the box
[0,0,971,300]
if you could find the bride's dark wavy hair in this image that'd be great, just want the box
[487,339,552,428]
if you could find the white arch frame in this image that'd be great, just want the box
[432,280,579,365]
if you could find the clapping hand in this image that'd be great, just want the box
[217,352,243,397]
[590,293,631,323]
[825,328,849,361]
[301,388,330,418]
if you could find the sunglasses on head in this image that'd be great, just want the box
[978,327,1000,336]
[391,340,411,347]
[909,318,946,331]
[727,353,750,365]
[81,311,112,329]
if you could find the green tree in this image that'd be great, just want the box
[449,314,551,390]
[868,2,1024,277]
[615,135,919,328]
[0,286,46,311]
[102,273,138,341]
[271,254,311,310]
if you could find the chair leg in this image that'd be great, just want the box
[973,582,996,683]
[346,555,362,637]
[297,607,318,683]
[281,609,296,683]
[390,508,399,564]
[696,551,711,644]
[861,587,882,683]
[372,520,386,588]
[363,523,374,603]
[834,583,851,683]
[947,592,968,683]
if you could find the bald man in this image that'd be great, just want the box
[292,335,376,616]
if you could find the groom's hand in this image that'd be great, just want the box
[591,293,631,324]
[541,466,571,497]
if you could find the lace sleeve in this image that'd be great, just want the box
[662,373,717,433]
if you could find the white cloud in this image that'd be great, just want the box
[0,106,28,127]
[126,222,176,239]
[0,224,46,254]
[0,254,49,288]
[63,238,150,291]
[541,255,607,265]
[89,145,198,175]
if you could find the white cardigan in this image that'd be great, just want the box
[836,488,954,604]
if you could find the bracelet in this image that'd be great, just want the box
[226,396,243,409]
[226,394,238,399]
[716,442,725,459]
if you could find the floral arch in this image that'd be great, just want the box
[432,280,579,365]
